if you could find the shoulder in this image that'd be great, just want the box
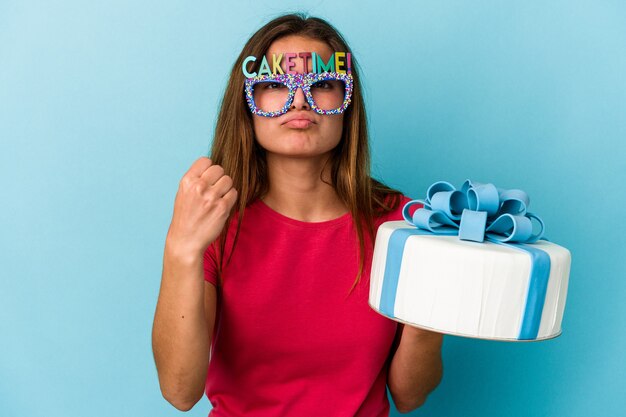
[203,200,255,266]
[375,193,414,224]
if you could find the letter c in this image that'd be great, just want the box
[242,56,257,77]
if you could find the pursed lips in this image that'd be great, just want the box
[281,114,316,127]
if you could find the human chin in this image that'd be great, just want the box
[264,131,325,156]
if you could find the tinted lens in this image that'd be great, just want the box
[252,81,289,113]
[310,79,346,111]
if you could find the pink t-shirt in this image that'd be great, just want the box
[203,195,412,417]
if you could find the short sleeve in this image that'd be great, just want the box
[395,195,414,220]
[381,194,417,223]
[203,242,219,287]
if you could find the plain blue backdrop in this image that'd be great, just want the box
[1,1,624,416]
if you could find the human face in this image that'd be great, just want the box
[251,36,345,159]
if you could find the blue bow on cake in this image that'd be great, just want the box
[402,179,545,244]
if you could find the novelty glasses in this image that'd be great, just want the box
[244,72,353,117]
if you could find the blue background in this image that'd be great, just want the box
[1,1,624,416]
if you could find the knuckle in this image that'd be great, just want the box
[217,199,232,214]
[215,199,227,211]
[203,191,217,204]
[193,182,205,194]
[179,175,193,188]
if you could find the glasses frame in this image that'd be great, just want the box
[244,71,354,117]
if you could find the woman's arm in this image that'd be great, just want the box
[151,246,217,411]
[151,156,235,410]
[387,323,444,413]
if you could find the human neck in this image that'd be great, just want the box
[261,153,348,222]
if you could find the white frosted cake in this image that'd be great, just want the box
[368,220,571,341]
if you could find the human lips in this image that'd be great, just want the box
[281,113,316,128]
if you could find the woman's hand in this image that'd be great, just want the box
[387,323,444,412]
[165,157,238,261]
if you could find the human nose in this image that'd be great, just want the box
[290,86,311,111]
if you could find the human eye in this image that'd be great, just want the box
[311,80,332,90]
[266,82,286,89]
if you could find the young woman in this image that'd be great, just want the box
[152,13,443,417]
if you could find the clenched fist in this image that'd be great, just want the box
[165,157,238,260]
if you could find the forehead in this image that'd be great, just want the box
[266,35,333,59]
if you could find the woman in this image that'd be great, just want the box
[152,13,443,416]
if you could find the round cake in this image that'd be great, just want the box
[368,180,571,342]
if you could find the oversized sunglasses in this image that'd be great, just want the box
[244,72,353,117]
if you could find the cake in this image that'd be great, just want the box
[368,180,571,342]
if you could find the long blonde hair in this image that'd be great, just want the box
[209,13,403,294]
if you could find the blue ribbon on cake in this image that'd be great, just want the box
[379,180,551,340]
[401,179,545,243]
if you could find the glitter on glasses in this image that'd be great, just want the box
[244,72,353,117]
